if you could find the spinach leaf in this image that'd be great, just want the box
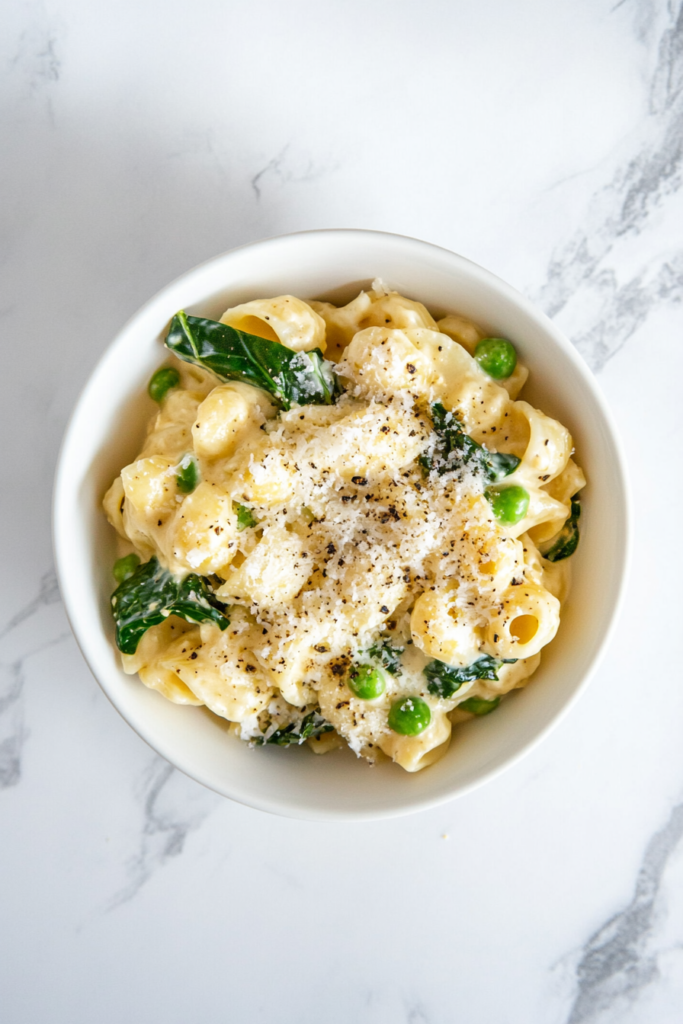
[257,710,334,747]
[111,556,229,654]
[424,654,517,699]
[543,495,581,562]
[420,402,520,483]
[232,501,259,531]
[165,311,341,410]
[366,638,405,676]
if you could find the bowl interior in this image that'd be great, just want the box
[54,230,629,819]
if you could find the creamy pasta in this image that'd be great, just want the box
[103,280,585,772]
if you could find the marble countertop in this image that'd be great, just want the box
[2,1,682,1021]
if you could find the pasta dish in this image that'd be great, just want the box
[103,281,585,772]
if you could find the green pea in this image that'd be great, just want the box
[486,484,529,525]
[459,696,501,716]
[388,696,431,736]
[113,553,141,584]
[176,455,199,494]
[474,338,517,380]
[148,366,180,403]
[348,663,386,700]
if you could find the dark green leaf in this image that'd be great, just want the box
[366,638,404,676]
[256,711,334,747]
[420,402,520,483]
[424,654,516,699]
[111,556,229,654]
[165,311,341,411]
[543,495,581,562]
[232,501,259,531]
[458,695,501,716]
[486,451,523,481]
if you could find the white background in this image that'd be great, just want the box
[2,1,683,1022]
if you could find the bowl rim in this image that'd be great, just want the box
[52,228,631,820]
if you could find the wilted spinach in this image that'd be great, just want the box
[366,638,405,676]
[420,402,520,483]
[424,654,517,699]
[165,311,341,410]
[543,495,581,562]
[111,556,229,655]
[257,710,333,747]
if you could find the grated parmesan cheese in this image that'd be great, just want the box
[105,285,580,772]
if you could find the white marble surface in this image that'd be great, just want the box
[2,0,683,1021]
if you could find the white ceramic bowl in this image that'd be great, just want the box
[53,230,629,820]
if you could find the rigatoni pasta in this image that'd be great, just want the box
[103,279,585,773]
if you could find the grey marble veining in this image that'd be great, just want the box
[109,757,220,909]
[251,144,341,201]
[537,0,683,372]
[403,1002,431,1024]
[0,567,68,789]
[7,5,63,139]
[537,8,683,1020]
[0,661,27,788]
[566,802,683,1023]
[0,568,61,643]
